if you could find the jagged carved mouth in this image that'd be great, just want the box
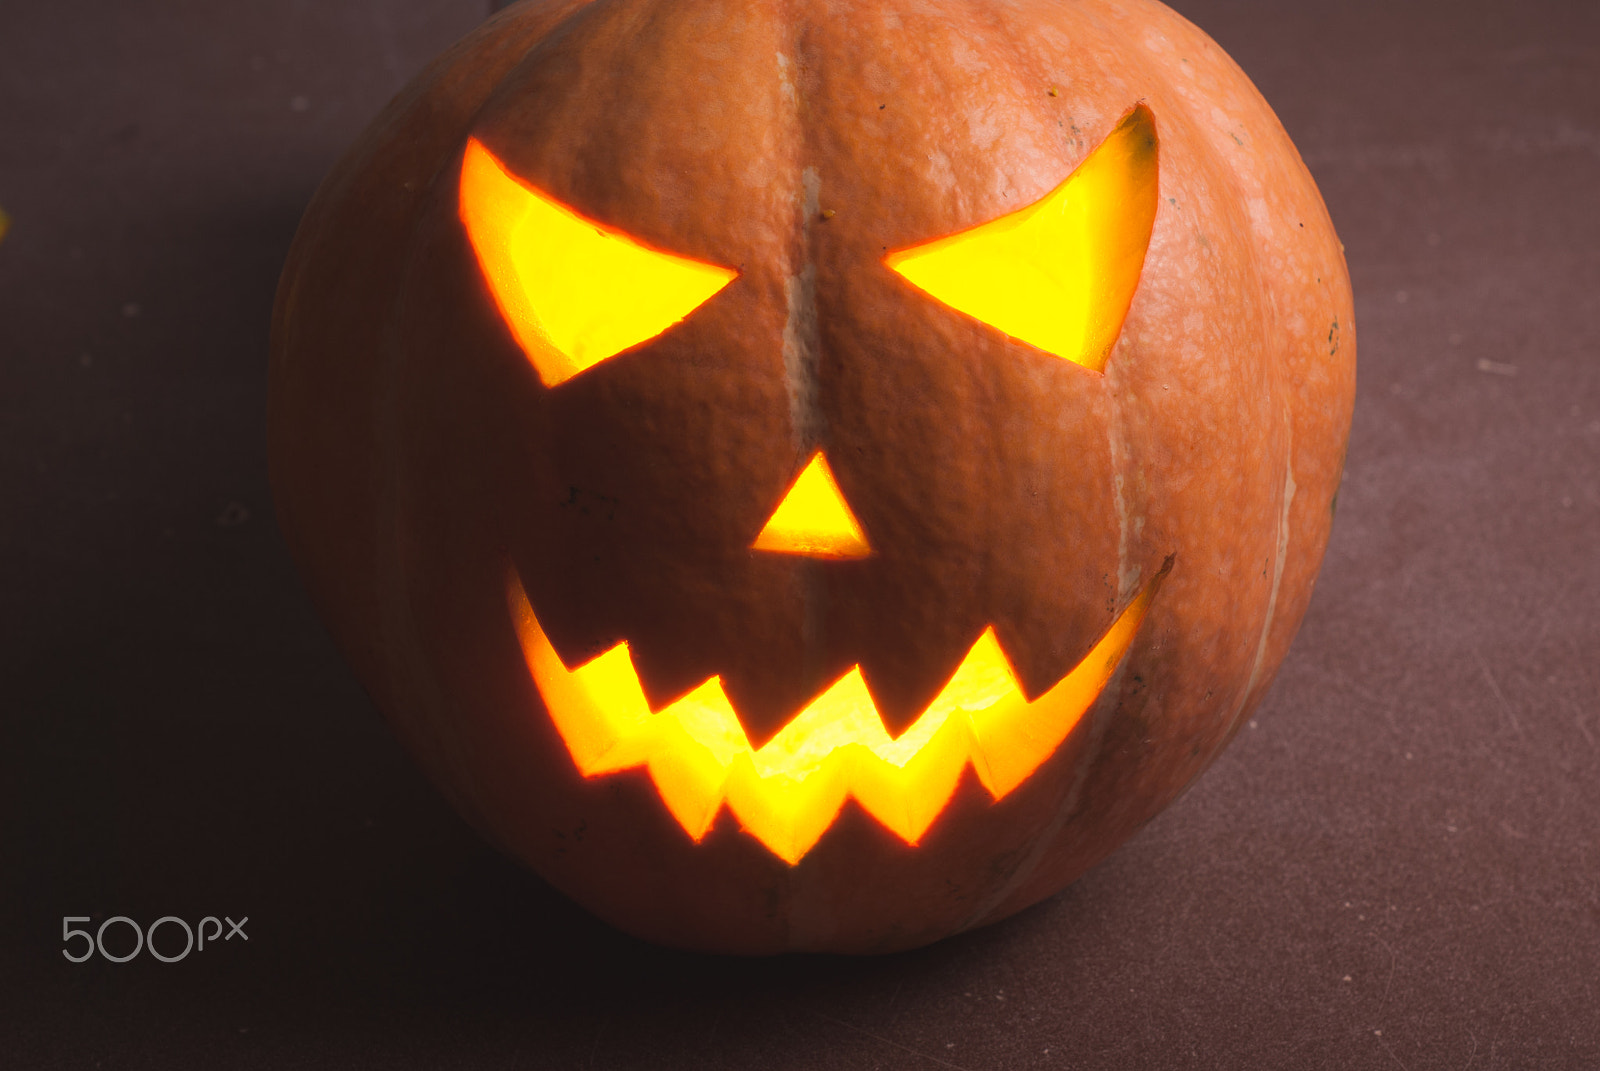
[507,562,1167,864]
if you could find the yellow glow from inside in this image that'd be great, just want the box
[507,568,1163,865]
[884,105,1158,372]
[750,451,872,560]
[458,137,738,387]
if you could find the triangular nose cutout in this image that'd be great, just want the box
[751,451,872,560]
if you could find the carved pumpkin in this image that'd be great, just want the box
[269,0,1355,953]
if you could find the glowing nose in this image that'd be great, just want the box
[750,451,872,560]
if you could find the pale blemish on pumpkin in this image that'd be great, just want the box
[1248,197,1272,239]
[924,149,958,194]
[944,35,992,78]
[966,104,1005,152]
[1142,30,1172,55]
[776,51,796,107]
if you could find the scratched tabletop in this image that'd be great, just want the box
[2,1,1597,1067]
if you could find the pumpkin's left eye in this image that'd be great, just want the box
[459,137,739,388]
[885,104,1159,373]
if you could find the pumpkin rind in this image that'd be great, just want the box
[270,0,1354,953]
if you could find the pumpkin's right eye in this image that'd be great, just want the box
[458,137,738,388]
[884,105,1159,373]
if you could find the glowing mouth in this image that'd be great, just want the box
[507,566,1164,865]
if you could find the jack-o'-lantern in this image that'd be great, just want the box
[269,0,1355,953]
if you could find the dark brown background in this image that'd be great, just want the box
[2,0,1596,1066]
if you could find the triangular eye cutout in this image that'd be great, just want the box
[458,137,739,388]
[751,451,872,560]
[885,104,1158,372]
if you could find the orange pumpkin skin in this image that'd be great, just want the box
[269,0,1355,953]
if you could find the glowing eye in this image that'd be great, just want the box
[458,137,739,388]
[885,104,1158,372]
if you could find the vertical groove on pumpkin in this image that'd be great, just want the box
[777,21,831,716]
[958,557,1173,933]
[1108,373,1142,604]
[782,180,823,454]
[775,38,823,460]
[1242,425,1296,707]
